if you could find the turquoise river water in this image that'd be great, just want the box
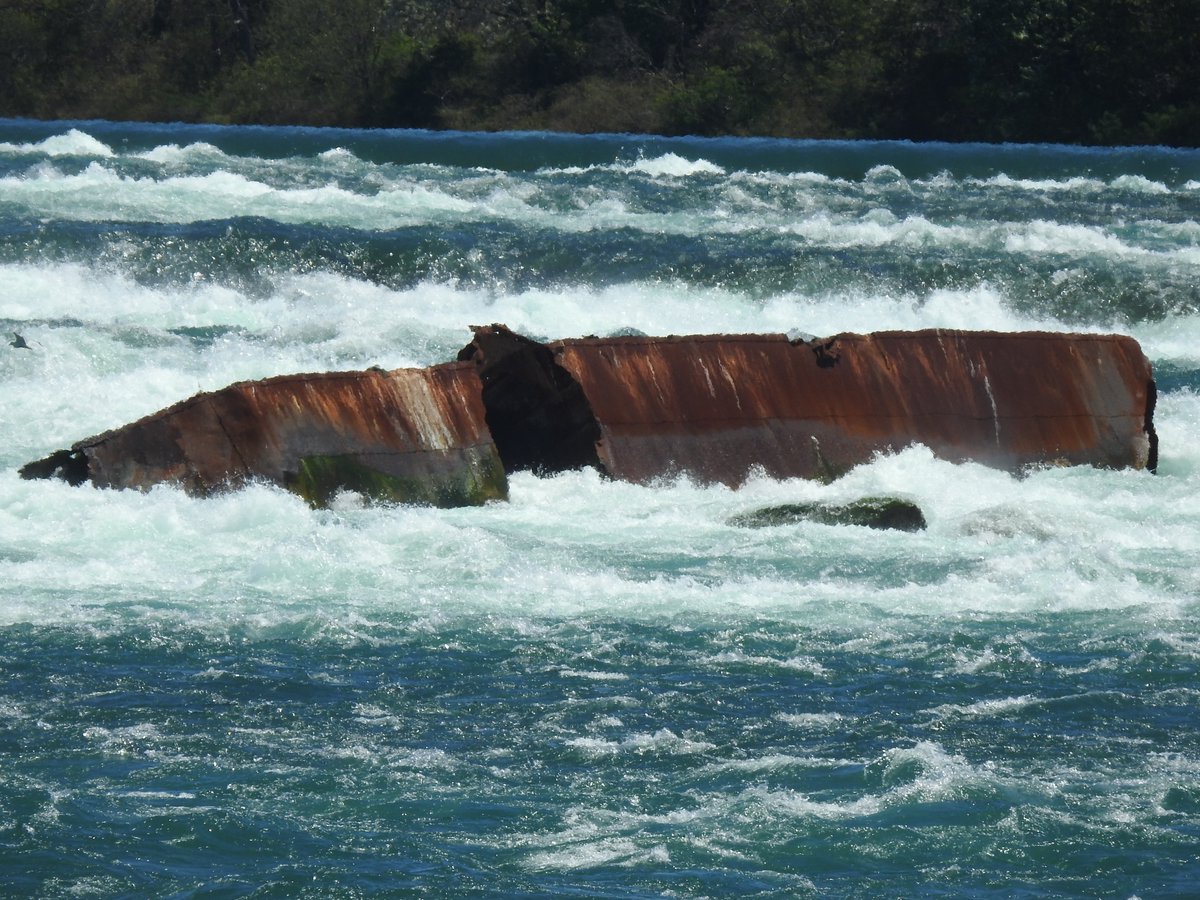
[1,119,1199,897]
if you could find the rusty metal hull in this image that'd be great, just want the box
[23,326,1156,506]
[545,329,1156,484]
[21,363,507,507]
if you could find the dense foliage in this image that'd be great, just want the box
[2,0,1197,145]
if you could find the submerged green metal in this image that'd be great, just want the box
[291,450,507,508]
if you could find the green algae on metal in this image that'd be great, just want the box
[289,450,508,508]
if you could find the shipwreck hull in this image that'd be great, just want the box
[536,329,1158,484]
[22,326,1157,506]
[21,363,506,507]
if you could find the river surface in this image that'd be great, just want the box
[2,119,1199,898]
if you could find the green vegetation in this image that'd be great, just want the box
[2,0,1197,145]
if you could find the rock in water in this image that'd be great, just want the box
[729,498,928,531]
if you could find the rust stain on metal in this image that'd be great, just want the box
[462,325,1156,486]
[21,362,506,506]
[576,329,1155,482]
[22,324,1156,506]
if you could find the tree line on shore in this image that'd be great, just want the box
[2,0,1197,146]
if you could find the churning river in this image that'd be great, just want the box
[2,119,1199,898]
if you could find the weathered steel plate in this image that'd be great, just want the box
[24,326,1156,505]
[542,329,1156,484]
[21,362,506,507]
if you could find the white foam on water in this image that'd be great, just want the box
[0,129,114,158]
[0,699,28,720]
[730,168,838,188]
[0,139,728,237]
[752,741,1020,821]
[231,273,1125,350]
[559,668,630,681]
[1129,318,1200,368]
[3,427,1197,634]
[0,163,481,227]
[776,712,850,731]
[698,753,857,774]
[1110,174,1173,194]
[864,164,910,188]
[525,836,671,872]
[565,729,717,758]
[1005,220,1150,257]
[512,802,711,872]
[924,695,1043,719]
[700,651,829,676]
[134,141,229,166]
[119,790,198,800]
[619,153,726,178]
[782,212,978,248]
[979,173,1176,196]
[507,739,1087,874]
[1147,391,1200,478]
[0,259,248,326]
[2,128,1198,641]
[3,134,1196,289]
[761,282,1078,336]
[982,173,1107,193]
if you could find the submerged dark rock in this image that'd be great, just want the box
[20,325,1157,508]
[728,498,928,531]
